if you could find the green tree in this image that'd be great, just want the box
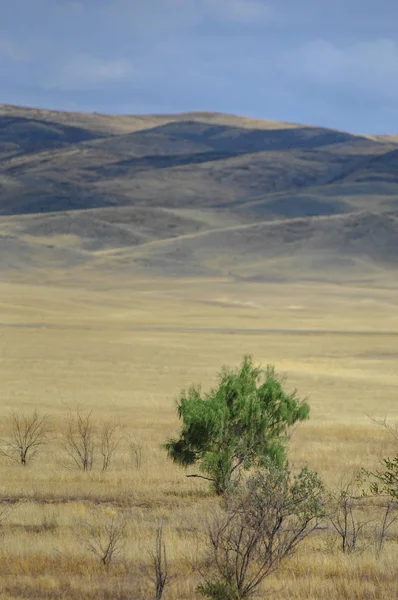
[163,355,310,494]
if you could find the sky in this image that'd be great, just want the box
[1,0,398,133]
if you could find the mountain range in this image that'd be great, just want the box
[1,103,397,283]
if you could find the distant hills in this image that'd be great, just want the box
[1,104,397,282]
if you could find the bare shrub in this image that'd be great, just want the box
[130,440,143,470]
[0,410,51,466]
[40,508,59,533]
[0,503,13,529]
[373,499,398,554]
[82,510,126,567]
[368,415,398,446]
[61,409,95,471]
[100,421,121,471]
[198,463,324,600]
[0,503,15,546]
[149,520,169,600]
[328,470,374,554]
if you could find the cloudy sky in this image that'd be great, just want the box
[1,0,397,133]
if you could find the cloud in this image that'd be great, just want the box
[47,54,134,90]
[287,38,398,99]
[1,0,397,133]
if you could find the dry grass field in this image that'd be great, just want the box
[0,275,397,599]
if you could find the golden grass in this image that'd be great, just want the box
[0,276,397,599]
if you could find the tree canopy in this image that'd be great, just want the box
[164,355,310,494]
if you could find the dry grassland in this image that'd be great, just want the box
[0,276,397,599]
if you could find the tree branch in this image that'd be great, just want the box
[186,474,216,483]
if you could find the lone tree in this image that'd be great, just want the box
[163,355,310,494]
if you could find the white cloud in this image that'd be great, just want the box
[47,54,134,90]
[287,38,398,98]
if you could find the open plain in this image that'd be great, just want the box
[0,275,398,599]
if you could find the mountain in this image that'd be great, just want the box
[0,104,397,282]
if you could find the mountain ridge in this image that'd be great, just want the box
[1,104,397,282]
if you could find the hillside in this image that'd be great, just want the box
[1,104,397,282]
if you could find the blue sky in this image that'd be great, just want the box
[1,0,397,133]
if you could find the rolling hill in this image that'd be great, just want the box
[1,104,397,282]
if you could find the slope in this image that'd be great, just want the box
[93,211,398,281]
